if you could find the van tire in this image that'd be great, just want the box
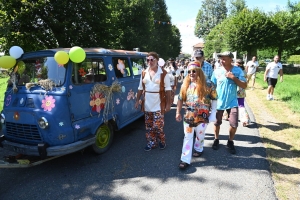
[91,122,114,154]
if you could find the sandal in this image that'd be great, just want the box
[192,151,203,157]
[179,161,189,169]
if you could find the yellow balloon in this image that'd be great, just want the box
[0,56,16,69]
[54,51,69,65]
[17,61,26,74]
[69,46,86,63]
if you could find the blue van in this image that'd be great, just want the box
[0,48,146,160]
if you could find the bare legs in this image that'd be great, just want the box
[214,125,236,141]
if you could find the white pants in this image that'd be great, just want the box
[181,122,208,164]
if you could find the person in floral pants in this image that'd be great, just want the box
[135,52,171,151]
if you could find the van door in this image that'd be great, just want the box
[111,56,144,128]
[68,58,108,121]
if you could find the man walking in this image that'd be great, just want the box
[264,55,283,100]
[245,55,259,89]
[211,51,247,154]
[135,52,171,151]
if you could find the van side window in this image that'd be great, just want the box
[130,58,146,75]
[113,58,131,78]
[72,59,107,84]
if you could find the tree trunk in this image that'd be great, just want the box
[277,47,283,59]
[246,49,257,61]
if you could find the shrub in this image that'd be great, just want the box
[287,55,300,64]
[259,60,266,67]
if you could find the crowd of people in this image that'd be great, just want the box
[135,50,283,170]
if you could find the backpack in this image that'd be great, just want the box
[141,68,169,114]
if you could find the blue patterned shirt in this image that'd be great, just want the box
[201,61,213,80]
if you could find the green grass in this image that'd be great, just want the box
[0,77,9,111]
[255,72,300,113]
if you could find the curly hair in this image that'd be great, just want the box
[179,67,208,102]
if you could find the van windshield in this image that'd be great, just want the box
[12,57,66,86]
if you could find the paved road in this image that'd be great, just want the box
[0,85,277,200]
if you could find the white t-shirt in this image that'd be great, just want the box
[138,67,171,112]
[178,65,184,71]
[246,61,259,74]
[165,67,175,85]
[266,62,282,79]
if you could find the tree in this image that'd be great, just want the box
[150,0,181,59]
[0,0,111,53]
[203,20,229,58]
[228,0,247,16]
[107,0,155,51]
[0,0,181,59]
[194,0,227,39]
[223,9,277,59]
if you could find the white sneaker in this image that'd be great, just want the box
[269,97,273,100]
[266,96,271,100]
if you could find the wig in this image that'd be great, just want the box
[179,66,208,102]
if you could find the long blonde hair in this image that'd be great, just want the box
[180,67,208,102]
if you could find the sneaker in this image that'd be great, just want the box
[144,145,152,151]
[269,97,273,100]
[212,139,219,150]
[159,142,166,150]
[266,96,271,100]
[227,140,236,154]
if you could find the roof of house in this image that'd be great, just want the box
[193,42,205,48]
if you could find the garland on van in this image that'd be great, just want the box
[90,81,121,122]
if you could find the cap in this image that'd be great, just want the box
[217,51,234,58]
[235,59,244,65]
[193,49,204,58]
[188,61,201,70]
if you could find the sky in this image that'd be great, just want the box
[164,0,293,54]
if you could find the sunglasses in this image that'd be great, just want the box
[146,58,156,62]
[187,70,196,74]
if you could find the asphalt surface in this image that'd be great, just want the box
[0,83,277,200]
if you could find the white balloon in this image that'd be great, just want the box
[9,46,24,59]
[158,58,165,67]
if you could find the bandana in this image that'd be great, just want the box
[188,61,201,70]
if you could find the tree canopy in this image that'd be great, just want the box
[194,0,227,39]
[0,0,181,60]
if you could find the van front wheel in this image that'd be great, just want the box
[92,122,114,154]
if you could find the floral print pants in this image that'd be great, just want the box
[145,111,165,148]
[181,122,208,164]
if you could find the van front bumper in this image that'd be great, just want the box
[0,136,95,157]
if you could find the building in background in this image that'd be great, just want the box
[193,42,205,51]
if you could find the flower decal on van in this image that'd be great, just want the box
[108,64,113,71]
[41,95,56,111]
[90,92,106,113]
[78,68,86,76]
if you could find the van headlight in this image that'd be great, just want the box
[1,113,5,124]
[38,117,49,129]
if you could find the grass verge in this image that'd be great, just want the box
[0,77,9,111]
[246,72,300,200]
